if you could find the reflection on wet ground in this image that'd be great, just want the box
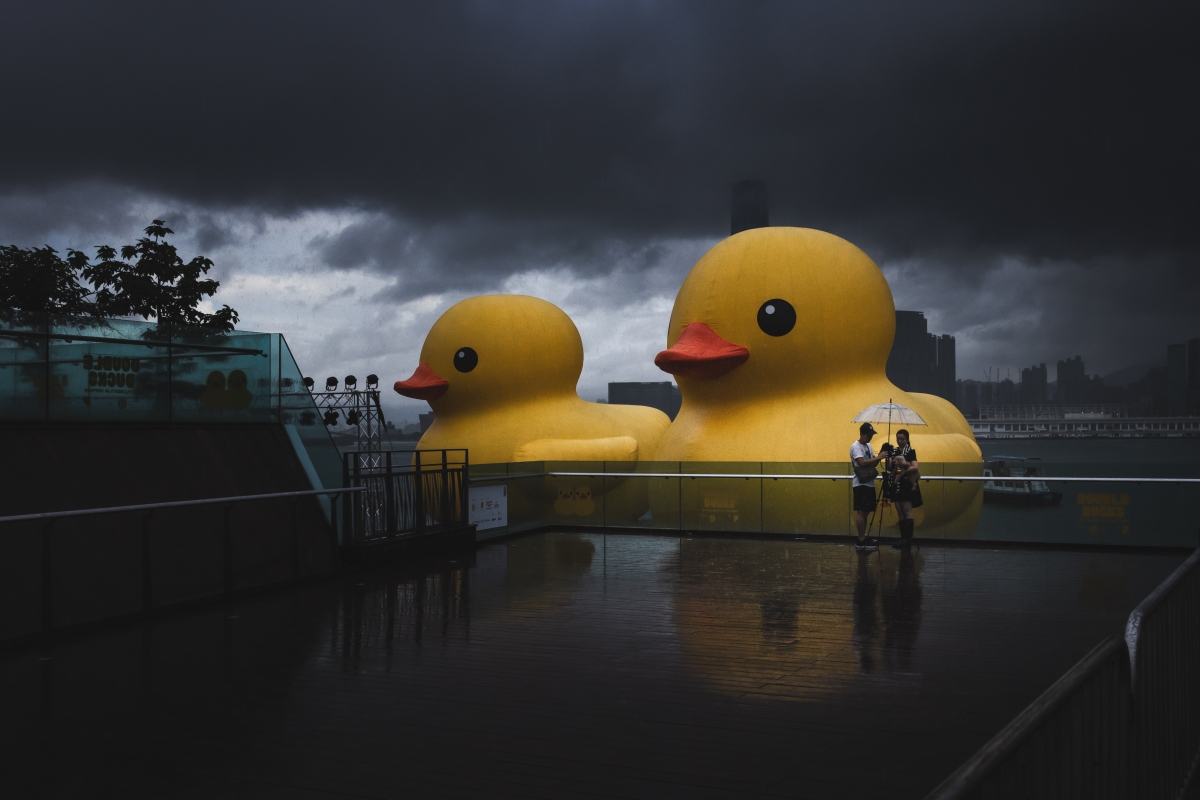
[0,533,1185,799]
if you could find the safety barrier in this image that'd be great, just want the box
[925,548,1200,799]
[342,450,468,543]
[1127,548,1200,798]
[0,487,362,641]
[466,464,1200,547]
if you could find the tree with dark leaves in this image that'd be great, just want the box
[83,220,238,332]
[0,244,95,316]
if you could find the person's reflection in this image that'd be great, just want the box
[852,550,878,672]
[882,547,923,671]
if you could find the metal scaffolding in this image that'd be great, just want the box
[309,377,387,471]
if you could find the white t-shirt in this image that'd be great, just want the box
[850,440,875,487]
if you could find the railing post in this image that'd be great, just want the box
[385,450,395,535]
[41,519,54,632]
[441,450,449,528]
[352,456,363,541]
[462,450,470,526]
[414,450,425,532]
[142,510,154,611]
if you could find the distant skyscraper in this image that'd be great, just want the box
[956,380,980,417]
[995,377,1017,406]
[935,334,956,401]
[1020,363,1048,404]
[608,382,683,420]
[1167,339,1200,416]
[731,180,768,235]
[1056,356,1087,404]
[1055,355,1107,404]
[887,311,955,403]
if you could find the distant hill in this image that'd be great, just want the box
[1102,361,1166,388]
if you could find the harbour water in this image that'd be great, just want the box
[974,438,1199,547]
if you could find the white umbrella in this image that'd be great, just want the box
[854,399,926,442]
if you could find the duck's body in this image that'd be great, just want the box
[396,294,669,466]
[661,379,978,463]
[652,227,981,535]
[416,394,665,465]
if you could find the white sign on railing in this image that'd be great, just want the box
[469,485,507,531]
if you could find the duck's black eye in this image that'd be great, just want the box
[757,299,796,336]
[453,347,478,373]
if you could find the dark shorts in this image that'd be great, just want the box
[896,480,924,508]
[853,484,877,512]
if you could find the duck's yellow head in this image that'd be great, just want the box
[656,227,894,400]
[395,295,583,413]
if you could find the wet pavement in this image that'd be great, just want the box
[0,532,1186,799]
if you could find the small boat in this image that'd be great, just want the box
[983,456,1063,507]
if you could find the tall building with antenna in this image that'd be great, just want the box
[730,180,768,235]
[886,310,956,402]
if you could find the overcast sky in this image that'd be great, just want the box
[3,0,1197,423]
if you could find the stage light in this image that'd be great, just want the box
[346,409,361,426]
[322,409,339,426]
[365,374,379,390]
[303,377,314,390]
[325,377,338,391]
[344,375,358,390]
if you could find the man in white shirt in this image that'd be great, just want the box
[851,422,887,551]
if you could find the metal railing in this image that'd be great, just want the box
[544,471,1200,484]
[925,548,1200,800]
[1127,548,1200,798]
[342,450,469,543]
[0,487,363,634]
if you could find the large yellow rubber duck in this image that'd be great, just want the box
[651,227,981,536]
[395,294,670,467]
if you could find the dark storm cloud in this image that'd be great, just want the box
[5,0,1197,250]
[312,211,691,298]
[2,0,1198,377]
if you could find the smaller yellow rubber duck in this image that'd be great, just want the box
[395,295,670,466]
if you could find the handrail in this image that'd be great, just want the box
[1125,547,1200,689]
[924,636,1128,799]
[518,471,1200,484]
[0,328,267,356]
[0,487,364,525]
[468,472,548,483]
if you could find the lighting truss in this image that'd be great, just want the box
[309,380,387,471]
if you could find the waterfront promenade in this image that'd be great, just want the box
[0,533,1185,799]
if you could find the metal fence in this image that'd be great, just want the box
[925,548,1200,800]
[1127,548,1200,798]
[0,487,362,639]
[342,449,469,543]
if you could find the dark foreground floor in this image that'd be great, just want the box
[0,533,1187,800]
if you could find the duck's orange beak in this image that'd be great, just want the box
[654,322,749,380]
[394,363,449,401]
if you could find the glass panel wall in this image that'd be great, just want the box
[462,458,1199,548]
[1,312,340,494]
